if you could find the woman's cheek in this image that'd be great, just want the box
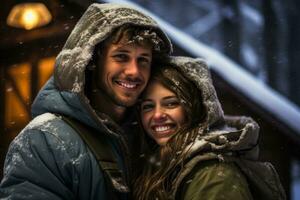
[141,113,150,131]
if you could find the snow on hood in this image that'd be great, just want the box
[32,3,172,134]
[168,56,260,159]
[186,115,260,160]
[54,3,172,93]
[168,56,224,128]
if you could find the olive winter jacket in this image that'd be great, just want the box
[166,57,286,200]
[176,160,252,200]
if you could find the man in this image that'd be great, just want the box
[0,3,172,200]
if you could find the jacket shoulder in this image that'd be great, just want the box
[25,113,87,148]
[1,113,108,199]
[176,159,253,200]
[5,113,92,171]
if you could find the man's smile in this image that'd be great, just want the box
[114,79,142,90]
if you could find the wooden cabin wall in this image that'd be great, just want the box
[0,0,84,179]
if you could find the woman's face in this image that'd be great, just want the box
[140,80,187,146]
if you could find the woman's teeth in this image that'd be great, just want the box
[154,125,171,132]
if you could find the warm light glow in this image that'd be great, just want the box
[7,3,52,30]
[22,9,39,30]
[38,57,55,88]
[5,63,31,128]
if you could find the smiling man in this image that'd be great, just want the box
[89,34,154,122]
[0,3,172,200]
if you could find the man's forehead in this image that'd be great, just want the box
[108,42,152,54]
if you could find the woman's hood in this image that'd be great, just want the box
[169,56,259,159]
[168,56,224,129]
[186,115,260,160]
[54,3,172,93]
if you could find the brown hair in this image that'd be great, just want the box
[133,64,206,200]
[96,24,168,61]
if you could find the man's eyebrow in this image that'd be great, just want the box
[140,53,151,57]
[113,49,130,53]
[113,48,151,57]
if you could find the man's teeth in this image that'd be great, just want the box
[119,82,137,89]
[154,126,171,132]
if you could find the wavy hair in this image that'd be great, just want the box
[133,63,206,200]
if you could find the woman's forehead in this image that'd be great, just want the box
[143,80,176,99]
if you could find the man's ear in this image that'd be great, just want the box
[84,55,99,95]
[87,62,96,70]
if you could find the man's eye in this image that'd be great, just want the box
[113,54,128,61]
[138,57,150,66]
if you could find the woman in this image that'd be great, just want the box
[133,56,285,200]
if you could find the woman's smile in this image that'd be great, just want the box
[141,80,187,146]
[151,123,177,136]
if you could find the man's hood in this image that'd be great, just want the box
[32,3,172,136]
[54,3,172,93]
[168,56,259,159]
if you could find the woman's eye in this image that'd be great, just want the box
[165,101,179,108]
[141,103,154,111]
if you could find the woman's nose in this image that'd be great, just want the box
[152,108,167,122]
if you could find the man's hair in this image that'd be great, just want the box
[95,25,168,60]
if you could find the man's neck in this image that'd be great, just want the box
[89,90,126,122]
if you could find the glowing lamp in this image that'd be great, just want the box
[7,3,52,30]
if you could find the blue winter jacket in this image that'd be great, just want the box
[1,78,126,200]
[0,3,171,200]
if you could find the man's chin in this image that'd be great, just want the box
[115,96,138,107]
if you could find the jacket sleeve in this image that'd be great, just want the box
[0,128,76,200]
[178,160,253,200]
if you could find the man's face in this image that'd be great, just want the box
[96,42,152,107]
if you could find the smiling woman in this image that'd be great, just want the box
[133,56,286,200]
[140,80,187,145]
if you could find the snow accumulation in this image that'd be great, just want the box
[27,113,57,129]
[103,0,300,135]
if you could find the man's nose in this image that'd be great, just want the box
[124,59,139,77]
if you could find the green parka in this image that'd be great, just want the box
[165,57,286,200]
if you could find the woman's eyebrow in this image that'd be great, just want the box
[141,99,152,102]
[162,96,178,100]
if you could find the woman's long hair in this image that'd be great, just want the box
[133,64,207,200]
